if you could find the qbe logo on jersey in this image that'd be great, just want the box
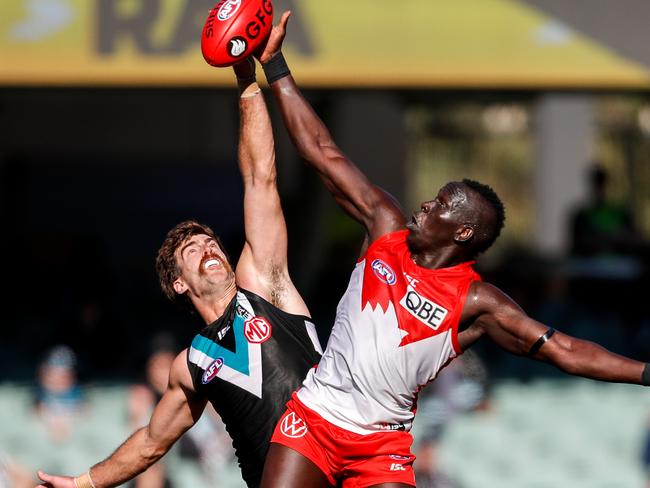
[399,285,448,330]
[244,316,272,343]
[280,412,307,438]
[371,259,396,285]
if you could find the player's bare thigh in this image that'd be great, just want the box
[261,443,334,488]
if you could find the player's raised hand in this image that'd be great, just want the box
[36,470,76,488]
[256,10,291,63]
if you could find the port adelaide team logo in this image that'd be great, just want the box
[228,36,247,57]
[244,316,272,343]
[371,259,396,285]
[202,357,224,384]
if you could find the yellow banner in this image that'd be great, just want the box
[1,0,649,88]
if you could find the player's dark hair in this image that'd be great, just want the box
[462,179,506,255]
[155,220,228,312]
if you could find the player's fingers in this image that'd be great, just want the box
[35,471,56,486]
[278,10,291,31]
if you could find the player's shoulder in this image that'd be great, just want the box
[473,280,507,301]
[169,348,196,391]
[471,281,522,316]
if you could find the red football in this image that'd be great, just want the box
[201,0,274,67]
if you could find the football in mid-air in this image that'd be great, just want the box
[201,0,273,67]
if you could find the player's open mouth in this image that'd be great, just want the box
[203,258,222,270]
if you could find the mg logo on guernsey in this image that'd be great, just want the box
[281,412,307,438]
[371,259,396,285]
[399,285,448,331]
[244,316,272,343]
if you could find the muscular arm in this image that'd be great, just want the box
[38,351,207,488]
[459,282,646,385]
[257,16,404,242]
[269,74,404,241]
[232,62,309,316]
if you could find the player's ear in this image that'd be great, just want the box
[454,225,474,243]
[173,277,189,295]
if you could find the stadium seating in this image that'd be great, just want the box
[1,379,649,487]
[412,379,650,488]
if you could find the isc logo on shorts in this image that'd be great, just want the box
[244,316,272,343]
[280,412,307,438]
[371,259,396,285]
[399,285,448,330]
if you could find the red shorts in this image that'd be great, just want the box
[270,393,416,487]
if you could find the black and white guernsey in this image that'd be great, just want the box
[186,288,322,487]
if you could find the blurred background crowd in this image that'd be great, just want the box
[2,0,650,487]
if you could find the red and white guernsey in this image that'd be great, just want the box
[297,230,481,435]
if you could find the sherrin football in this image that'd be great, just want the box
[201,0,273,67]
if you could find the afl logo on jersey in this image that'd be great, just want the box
[371,259,396,285]
[244,316,272,343]
[202,357,224,384]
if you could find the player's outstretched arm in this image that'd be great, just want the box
[37,351,207,488]
[463,282,647,385]
[257,12,405,242]
[231,59,309,316]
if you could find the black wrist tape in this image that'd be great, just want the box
[262,52,291,84]
[642,363,650,386]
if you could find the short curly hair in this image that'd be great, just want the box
[155,220,227,312]
[462,179,506,255]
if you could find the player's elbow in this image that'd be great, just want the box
[556,342,602,378]
[548,338,582,375]
[291,126,332,163]
[293,136,323,164]
[557,356,581,376]
[140,430,171,465]
[140,442,167,466]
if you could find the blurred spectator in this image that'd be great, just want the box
[33,345,86,443]
[126,334,233,487]
[568,163,648,357]
[127,336,176,488]
[413,350,490,487]
[570,163,637,257]
[415,350,491,436]
[0,450,33,488]
[642,415,650,488]
[413,438,459,488]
